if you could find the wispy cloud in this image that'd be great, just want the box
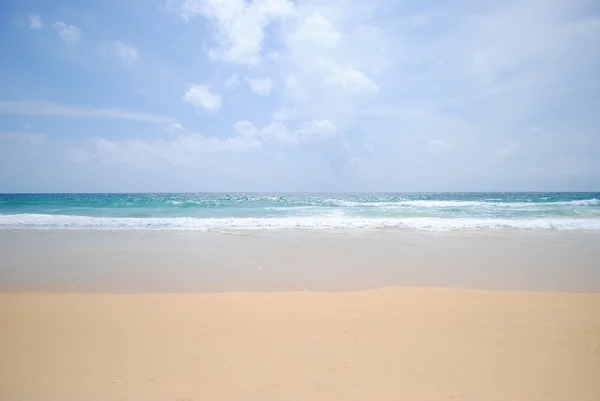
[246,77,274,96]
[324,63,379,93]
[183,84,221,113]
[224,74,240,90]
[103,40,139,61]
[0,100,175,124]
[28,14,42,30]
[272,108,296,122]
[73,125,263,167]
[290,12,342,47]
[233,119,341,145]
[53,21,84,43]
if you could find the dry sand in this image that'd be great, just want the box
[1,288,600,401]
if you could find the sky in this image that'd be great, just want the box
[1,0,599,192]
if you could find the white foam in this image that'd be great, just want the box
[1,214,600,231]
[166,200,204,205]
[556,199,599,206]
[153,198,600,209]
[323,199,599,208]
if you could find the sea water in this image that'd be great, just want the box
[0,192,599,231]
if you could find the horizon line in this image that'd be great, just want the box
[1,191,599,195]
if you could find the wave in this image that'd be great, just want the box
[3,195,598,211]
[166,200,205,206]
[1,214,600,231]
[321,199,599,208]
[154,197,600,209]
[556,199,600,206]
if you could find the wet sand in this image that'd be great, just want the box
[1,230,600,293]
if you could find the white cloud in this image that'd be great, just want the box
[272,108,296,121]
[246,77,274,96]
[104,41,139,61]
[266,1,389,131]
[77,126,263,166]
[53,21,84,43]
[325,63,379,93]
[234,121,258,137]
[165,123,184,133]
[183,84,221,113]
[28,15,42,30]
[234,119,340,145]
[224,74,240,89]
[297,119,340,142]
[213,3,384,155]
[166,0,295,65]
[259,122,297,143]
[0,100,175,123]
[235,120,296,144]
[291,13,342,47]
[284,76,308,101]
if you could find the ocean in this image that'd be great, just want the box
[0,192,599,231]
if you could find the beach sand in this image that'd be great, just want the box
[1,230,600,400]
[1,288,600,401]
[2,230,600,293]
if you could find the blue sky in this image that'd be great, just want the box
[1,0,599,192]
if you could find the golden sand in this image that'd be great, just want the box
[1,287,599,401]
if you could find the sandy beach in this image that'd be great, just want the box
[1,288,600,401]
[1,230,600,400]
[2,0,599,394]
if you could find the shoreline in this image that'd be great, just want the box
[4,285,600,295]
[3,217,600,230]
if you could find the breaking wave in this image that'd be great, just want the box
[2,214,600,231]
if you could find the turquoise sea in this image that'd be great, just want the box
[0,192,599,231]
